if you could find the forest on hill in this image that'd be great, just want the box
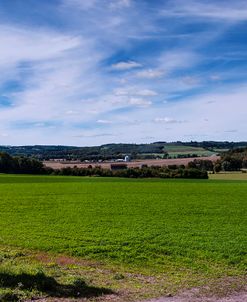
[0,141,246,161]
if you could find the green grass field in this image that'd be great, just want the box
[0,175,246,300]
[209,172,247,180]
[163,145,216,158]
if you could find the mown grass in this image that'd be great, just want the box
[0,175,246,300]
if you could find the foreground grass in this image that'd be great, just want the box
[1,246,246,302]
[0,175,246,300]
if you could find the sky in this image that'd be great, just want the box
[0,0,246,146]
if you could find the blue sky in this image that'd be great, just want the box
[0,0,246,145]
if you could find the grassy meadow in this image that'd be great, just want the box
[209,172,247,180]
[164,145,215,158]
[0,175,246,300]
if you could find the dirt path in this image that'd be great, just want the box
[28,290,247,302]
[143,289,247,302]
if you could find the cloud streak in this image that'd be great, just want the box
[162,1,247,22]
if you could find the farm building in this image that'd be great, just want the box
[110,163,127,170]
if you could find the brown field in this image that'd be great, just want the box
[44,156,220,170]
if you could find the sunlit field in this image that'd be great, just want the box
[0,175,246,300]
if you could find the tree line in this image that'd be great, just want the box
[52,165,208,179]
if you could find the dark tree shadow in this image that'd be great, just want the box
[0,272,114,299]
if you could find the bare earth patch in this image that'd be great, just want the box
[30,253,246,302]
[143,277,247,302]
[143,290,247,302]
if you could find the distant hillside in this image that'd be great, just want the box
[0,141,246,161]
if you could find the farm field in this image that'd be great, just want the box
[44,155,220,170]
[163,145,216,158]
[209,172,247,180]
[0,175,246,301]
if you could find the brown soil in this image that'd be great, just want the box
[27,288,247,302]
[44,156,219,170]
[143,276,247,302]
[30,253,246,302]
[143,290,247,302]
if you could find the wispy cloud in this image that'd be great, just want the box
[0,26,80,67]
[74,133,116,138]
[162,1,247,22]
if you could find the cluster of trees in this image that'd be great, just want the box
[0,152,44,174]
[187,148,247,172]
[52,165,208,179]
[188,159,214,171]
[216,148,247,171]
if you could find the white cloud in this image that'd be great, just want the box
[154,117,186,124]
[114,87,157,96]
[135,69,165,79]
[96,119,113,124]
[111,61,142,70]
[135,89,158,96]
[128,97,152,107]
[65,110,80,115]
[102,94,152,108]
